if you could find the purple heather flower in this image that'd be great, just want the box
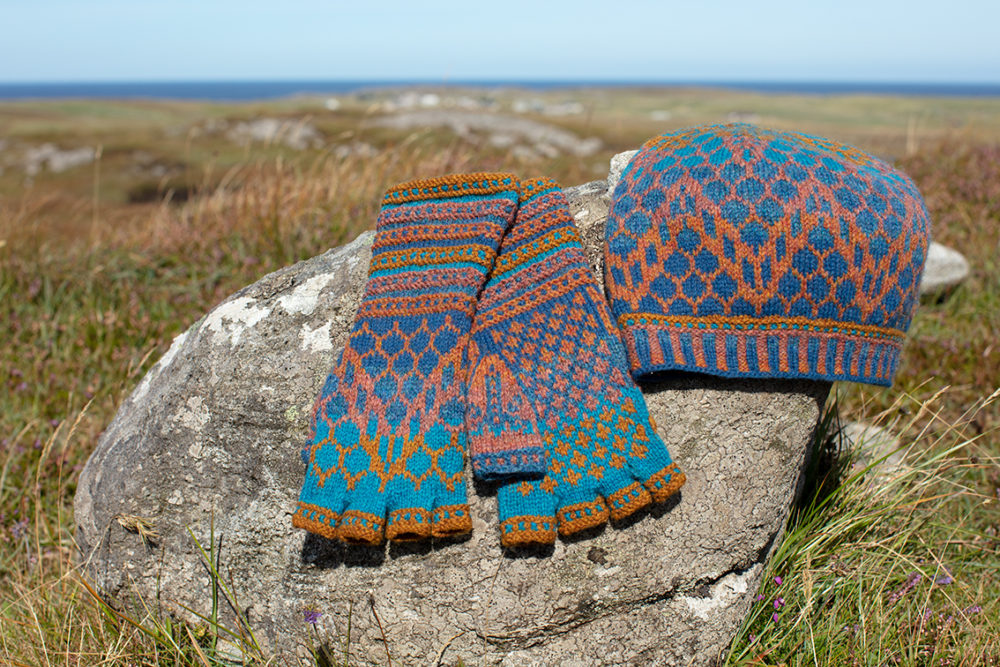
[748,634,756,643]
[774,576,783,585]
[889,572,921,605]
[771,612,779,623]
[774,597,785,610]
[303,609,322,625]
[49,419,59,427]
[755,594,764,601]
[10,518,28,540]
[935,575,954,585]
[963,605,982,615]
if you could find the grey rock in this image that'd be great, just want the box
[512,98,585,116]
[565,179,611,281]
[726,112,760,124]
[510,145,542,163]
[331,141,379,160]
[227,118,324,150]
[22,143,96,175]
[380,91,442,111]
[375,91,498,113]
[920,241,970,298]
[368,110,602,157]
[607,149,639,196]
[75,170,831,665]
[838,421,906,476]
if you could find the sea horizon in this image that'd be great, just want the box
[2,79,1000,101]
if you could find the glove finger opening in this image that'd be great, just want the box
[556,496,611,536]
[605,481,653,521]
[291,502,341,541]
[498,480,558,547]
[643,463,687,503]
[337,509,386,545]
[431,503,473,539]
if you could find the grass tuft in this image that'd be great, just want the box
[728,388,999,666]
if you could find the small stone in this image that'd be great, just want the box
[587,547,607,565]
[920,241,970,298]
[839,421,906,474]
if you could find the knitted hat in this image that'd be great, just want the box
[604,124,930,386]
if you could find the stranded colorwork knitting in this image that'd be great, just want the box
[294,173,519,544]
[473,179,685,547]
[605,124,930,387]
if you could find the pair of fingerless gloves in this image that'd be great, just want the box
[293,173,685,548]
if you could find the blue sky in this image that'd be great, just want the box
[2,0,998,83]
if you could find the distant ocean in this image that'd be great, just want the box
[1,80,1000,101]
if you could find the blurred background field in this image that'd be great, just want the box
[1,86,998,664]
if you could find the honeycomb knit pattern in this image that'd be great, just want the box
[472,179,685,547]
[605,124,930,386]
[293,173,519,544]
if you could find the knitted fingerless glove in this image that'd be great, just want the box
[294,173,519,544]
[470,179,686,547]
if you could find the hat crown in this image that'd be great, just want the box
[605,123,930,386]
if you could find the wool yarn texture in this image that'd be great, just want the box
[294,173,519,544]
[294,174,684,546]
[471,179,685,548]
[605,123,930,386]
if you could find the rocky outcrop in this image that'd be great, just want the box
[368,110,602,159]
[227,118,324,150]
[74,156,831,666]
[22,143,96,175]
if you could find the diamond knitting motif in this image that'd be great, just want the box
[469,179,685,547]
[294,173,519,544]
[605,123,930,386]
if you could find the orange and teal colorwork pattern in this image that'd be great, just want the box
[293,173,519,544]
[470,179,686,547]
[605,124,930,386]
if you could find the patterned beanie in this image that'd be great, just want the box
[605,123,930,386]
